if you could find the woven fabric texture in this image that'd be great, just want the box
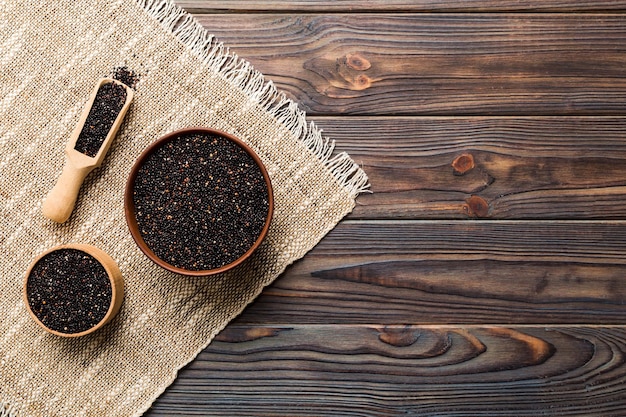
[0,1,368,416]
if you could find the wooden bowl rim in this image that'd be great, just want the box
[124,127,274,277]
[23,243,124,338]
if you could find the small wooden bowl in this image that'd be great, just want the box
[124,127,274,277]
[23,244,124,337]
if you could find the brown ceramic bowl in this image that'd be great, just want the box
[125,127,273,277]
[24,243,124,338]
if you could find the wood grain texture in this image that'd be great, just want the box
[142,4,626,416]
[229,221,626,325]
[178,1,626,12]
[194,14,626,116]
[145,325,626,416]
[310,116,626,219]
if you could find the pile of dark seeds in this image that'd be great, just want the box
[111,66,140,90]
[132,133,270,271]
[26,249,112,334]
[74,82,127,157]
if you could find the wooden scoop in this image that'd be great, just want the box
[42,78,134,223]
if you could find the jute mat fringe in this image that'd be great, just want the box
[0,0,368,416]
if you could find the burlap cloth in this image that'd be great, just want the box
[0,1,368,416]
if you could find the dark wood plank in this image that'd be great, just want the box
[179,1,626,13]
[156,6,626,417]
[232,221,626,325]
[310,116,626,220]
[146,325,626,416]
[194,14,626,116]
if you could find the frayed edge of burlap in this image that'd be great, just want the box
[0,401,18,417]
[125,2,369,416]
[135,0,370,198]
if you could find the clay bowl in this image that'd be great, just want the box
[23,243,124,338]
[125,127,273,277]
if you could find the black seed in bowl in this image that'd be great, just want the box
[26,248,112,334]
[132,132,270,271]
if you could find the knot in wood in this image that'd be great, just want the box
[353,74,372,90]
[345,52,371,71]
[463,195,490,218]
[378,326,420,347]
[452,153,475,175]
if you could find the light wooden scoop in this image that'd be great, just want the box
[42,78,134,223]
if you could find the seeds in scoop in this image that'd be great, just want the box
[132,133,270,271]
[74,82,127,158]
[26,248,112,334]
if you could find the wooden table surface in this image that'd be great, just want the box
[147,1,626,415]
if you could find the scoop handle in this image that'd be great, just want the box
[41,161,93,223]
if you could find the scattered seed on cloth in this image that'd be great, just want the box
[111,66,140,89]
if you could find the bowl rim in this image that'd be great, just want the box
[23,243,124,338]
[124,127,274,277]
